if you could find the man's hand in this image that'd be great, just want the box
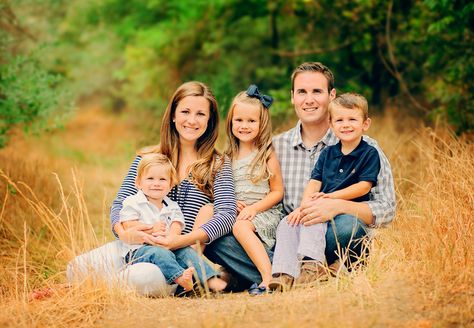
[237,206,257,221]
[300,198,342,226]
[286,207,302,226]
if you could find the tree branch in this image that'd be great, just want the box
[383,0,429,113]
[0,2,37,41]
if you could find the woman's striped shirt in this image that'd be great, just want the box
[110,156,237,243]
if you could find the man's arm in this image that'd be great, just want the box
[300,197,374,226]
[301,179,322,204]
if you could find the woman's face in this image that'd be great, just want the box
[173,96,211,146]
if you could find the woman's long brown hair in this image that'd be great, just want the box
[140,81,222,198]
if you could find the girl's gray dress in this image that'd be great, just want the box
[233,151,283,248]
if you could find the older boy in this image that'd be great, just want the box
[270,93,381,288]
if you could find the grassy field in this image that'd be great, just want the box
[0,105,472,327]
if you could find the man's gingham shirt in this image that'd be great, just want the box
[272,121,396,227]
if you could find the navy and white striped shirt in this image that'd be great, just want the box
[110,156,237,243]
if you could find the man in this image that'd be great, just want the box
[205,62,395,291]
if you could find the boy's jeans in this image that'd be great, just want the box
[205,214,368,290]
[127,245,217,285]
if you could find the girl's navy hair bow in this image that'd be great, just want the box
[246,84,273,109]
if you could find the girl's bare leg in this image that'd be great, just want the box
[232,220,272,287]
[191,204,213,252]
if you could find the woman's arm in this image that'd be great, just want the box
[110,156,144,237]
[237,151,283,220]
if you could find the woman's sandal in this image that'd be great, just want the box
[247,283,268,296]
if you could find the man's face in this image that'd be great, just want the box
[291,72,336,126]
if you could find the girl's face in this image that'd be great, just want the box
[173,96,210,146]
[231,103,260,146]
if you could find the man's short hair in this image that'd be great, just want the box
[329,93,369,120]
[291,62,335,93]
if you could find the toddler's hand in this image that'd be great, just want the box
[236,206,257,221]
[152,221,167,236]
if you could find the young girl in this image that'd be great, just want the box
[226,85,284,295]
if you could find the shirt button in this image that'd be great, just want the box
[339,169,344,173]
[310,154,315,159]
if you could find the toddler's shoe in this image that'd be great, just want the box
[268,273,294,292]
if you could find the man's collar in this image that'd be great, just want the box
[291,121,338,148]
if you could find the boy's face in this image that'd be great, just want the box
[136,164,173,201]
[330,105,371,143]
[291,72,336,126]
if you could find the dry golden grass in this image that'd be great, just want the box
[0,107,472,327]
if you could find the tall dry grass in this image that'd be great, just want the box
[0,111,472,327]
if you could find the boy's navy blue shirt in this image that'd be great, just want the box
[311,139,381,202]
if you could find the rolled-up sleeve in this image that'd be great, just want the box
[200,157,237,243]
[364,139,396,227]
[110,156,141,236]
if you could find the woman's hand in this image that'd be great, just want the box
[152,221,167,237]
[143,233,181,250]
[286,207,302,226]
[236,206,257,221]
[117,223,153,245]
[236,201,247,214]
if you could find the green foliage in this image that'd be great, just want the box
[0,0,73,147]
[3,0,472,138]
[0,50,70,146]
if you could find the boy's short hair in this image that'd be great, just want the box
[291,62,335,93]
[136,153,178,187]
[329,93,369,120]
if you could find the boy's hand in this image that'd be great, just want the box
[286,207,302,226]
[237,206,257,221]
[310,192,328,200]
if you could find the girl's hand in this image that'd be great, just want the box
[236,206,257,221]
[286,207,302,226]
[236,201,247,214]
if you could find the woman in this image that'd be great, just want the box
[68,81,237,296]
